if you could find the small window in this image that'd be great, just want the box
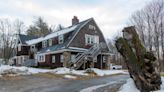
[103,56,106,63]
[89,25,96,30]
[71,55,75,62]
[58,35,64,44]
[42,40,47,48]
[31,45,35,51]
[38,55,45,62]
[60,55,64,62]
[91,36,94,44]
[18,45,21,51]
[52,56,56,63]
[49,39,52,46]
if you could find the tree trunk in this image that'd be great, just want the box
[115,26,161,92]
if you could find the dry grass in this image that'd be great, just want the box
[33,73,65,79]
[0,75,24,80]
[161,74,164,76]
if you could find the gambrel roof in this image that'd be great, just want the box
[37,18,92,54]
[25,18,92,45]
[18,18,110,54]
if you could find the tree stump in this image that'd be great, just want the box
[115,26,161,92]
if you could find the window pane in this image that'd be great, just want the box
[52,56,56,63]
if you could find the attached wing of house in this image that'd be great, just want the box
[14,16,111,69]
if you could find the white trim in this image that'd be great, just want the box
[69,47,87,51]
[37,49,85,55]
[37,54,45,62]
[67,18,92,47]
[60,54,64,62]
[52,55,56,63]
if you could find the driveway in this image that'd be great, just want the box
[0,74,129,92]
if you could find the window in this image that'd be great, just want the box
[89,25,96,30]
[42,40,47,48]
[58,35,64,44]
[49,39,52,46]
[103,56,106,63]
[52,56,56,63]
[60,55,64,62]
[31,45,35,52]
[18,44,21,51]
[38,55,45,62]
[85,34,99,45]
[94,36,99,44]
[71,55,75,62]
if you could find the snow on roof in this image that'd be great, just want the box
[26,25,78,45]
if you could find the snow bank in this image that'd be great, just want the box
[119,77,164,92]
[52,67,88,76]
[0,65,29,75]
[0,65,51,76]
[90,68,128,76]
[0,65,127,77]
[64,75,77,79]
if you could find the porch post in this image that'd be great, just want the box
[63,51,71,67]
[104,55,110,69]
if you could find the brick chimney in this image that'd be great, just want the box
[72,16,79,25]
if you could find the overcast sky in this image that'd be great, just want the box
[0,0,152,39]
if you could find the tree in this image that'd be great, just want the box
[0,19,21,64]
[128,0,164,70]
[115,26,161,92]
[27,17,52,37]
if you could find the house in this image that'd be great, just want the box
[14,16,111,69]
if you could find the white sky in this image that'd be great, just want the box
[0,0,152,39]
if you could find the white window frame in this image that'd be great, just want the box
[38,54,45,62]
[89,25,96,30]
[58,35,64,44]
[49,39,52,46]
[31,45,35,52]
[94,36,99,44]
[42,40,47,48]
[60,54,64,62]
[85,34,99,45]
[71,55,76,62]
[52,55,56,63]
[18,44,21,51]
[103,56,106,63]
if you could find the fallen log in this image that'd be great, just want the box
[115,26,161,92]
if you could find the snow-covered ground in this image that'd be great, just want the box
[80,81,118,92]
[80,77,164,92]
[64,75,77,79]
[0,65,127,78]
[119,77,164,92]
[52,67,88,76]
[90,68,128,76]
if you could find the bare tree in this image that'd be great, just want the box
[0,19,24,64]
[128,0,164,70]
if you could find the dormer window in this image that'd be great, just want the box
[42,40,47,48]
[31,45,35,52]
[18,44,21,51]
[49,39,52,46]
[89,25,96,30]
[58,35,64,44]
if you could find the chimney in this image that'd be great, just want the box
[72,16,79,25]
